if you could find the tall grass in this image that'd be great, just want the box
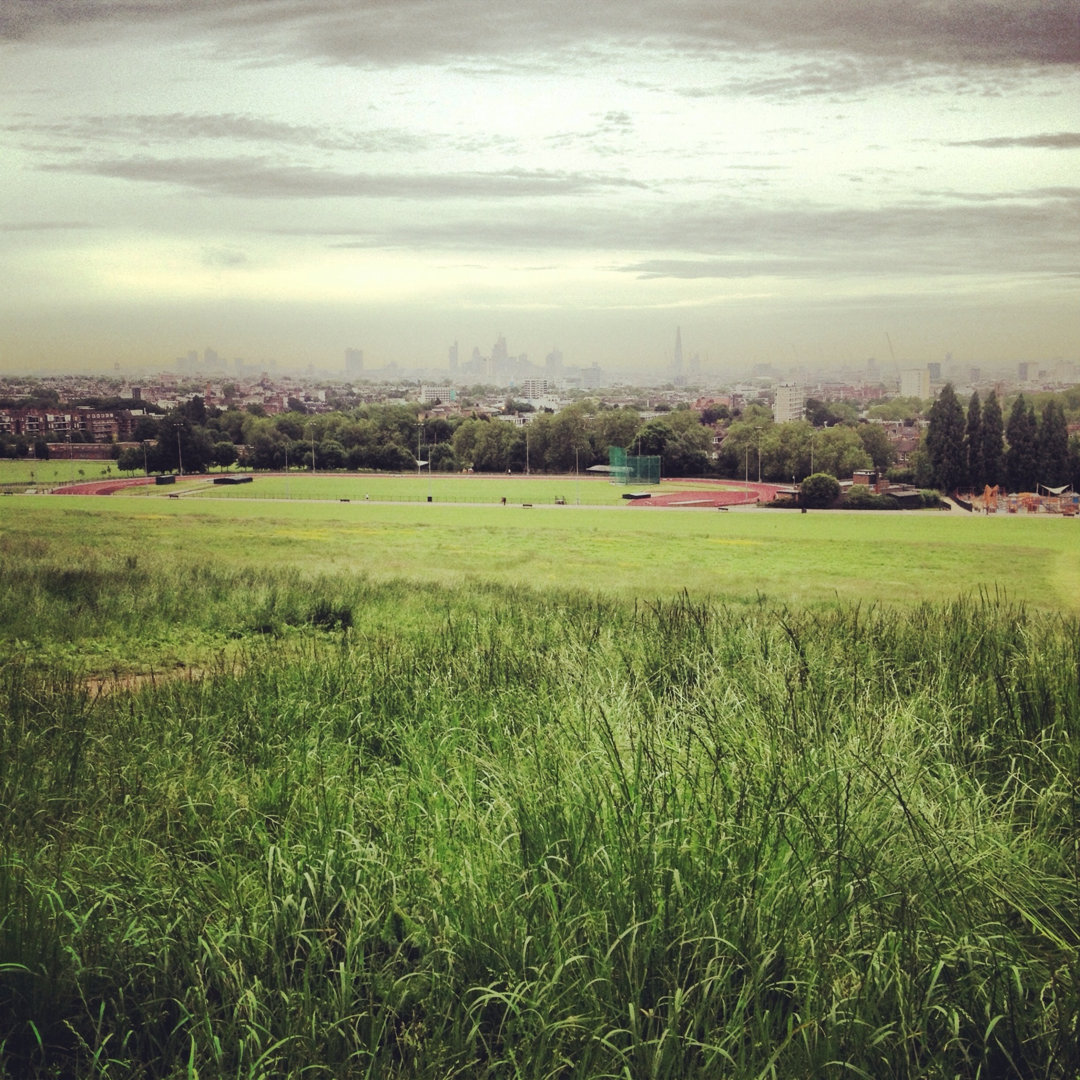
[0,567,1077,1076]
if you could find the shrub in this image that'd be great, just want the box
[799,472,840,508]
[841,485,901,510]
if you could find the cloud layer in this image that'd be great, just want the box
[2,0,1077,371]
[4,0,1078,70]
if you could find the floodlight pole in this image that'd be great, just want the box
[173,423,183,476]
[309,424,315,473]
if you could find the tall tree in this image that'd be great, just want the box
[925,383,965,492]
[980,390,1005,488]
[857,423,895,472]
[1037,399,1070,487]
[964,391,982,490]
[1069,435,1080,492]
[1005,394,1038,492]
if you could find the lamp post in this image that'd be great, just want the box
[308,424,315,473]
[173,423,184,477]
[284,442,290,500]
[141,440,148,476]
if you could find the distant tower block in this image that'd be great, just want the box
[900,368,930,399]
[673,327,683,376]
[774,382,804,423]
[448,341,459,373]
[345,348,364,376]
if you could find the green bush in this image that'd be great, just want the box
[799,471,841,508]
[841,485,901,510]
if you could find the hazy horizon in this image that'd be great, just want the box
[3,1,1078,376]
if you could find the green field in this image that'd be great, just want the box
[5,494,1079,620]
[0,458,118,488]
[1,495,1078,1078]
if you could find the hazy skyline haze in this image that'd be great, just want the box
[2,0,1078,375]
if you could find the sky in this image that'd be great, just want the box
[1,0,1078,378]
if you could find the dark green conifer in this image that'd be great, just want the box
[964,391,982,490]
[925,383,965,492]
[1037,399,1070,487]
[1005,394,1038,492]
[980,391,1005,488]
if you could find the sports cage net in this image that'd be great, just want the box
[608,446,661,485]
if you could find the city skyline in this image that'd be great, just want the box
[2,0,1078,375]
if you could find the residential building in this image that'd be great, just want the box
[773,382,804,423]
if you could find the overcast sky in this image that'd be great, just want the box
[2,0,1077,377]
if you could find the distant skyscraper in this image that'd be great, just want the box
[927,362,941,382]
[345,348,364,375]
[673,327,683,376]
[448,341,458,373]
[545,347,563,375]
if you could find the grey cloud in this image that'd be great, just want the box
[619,257,826,279]
[38,155,648,198]
[6,113,429,154]
[682,57,881,101]
[917,185,1080,201]
[948,132,1080,149]
[546,109,637,154]
[201,246,249,267]
[317,189,1080,281]
[4,0,1077,71]
[600,111,633,132]
[449,133,523,155]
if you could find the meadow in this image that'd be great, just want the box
[1,495,1078,1078]
[0,458,118,490]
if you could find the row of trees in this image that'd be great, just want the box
[66,385,1080,493]
[925,387,1074,493]
[113,399,716,478]
[712,405,892,483]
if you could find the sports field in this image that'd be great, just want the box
[6,488,1079,612]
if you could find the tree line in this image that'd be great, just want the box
[34,383,1080,492]
[924,385,1076,493]
[111,399,716,477]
